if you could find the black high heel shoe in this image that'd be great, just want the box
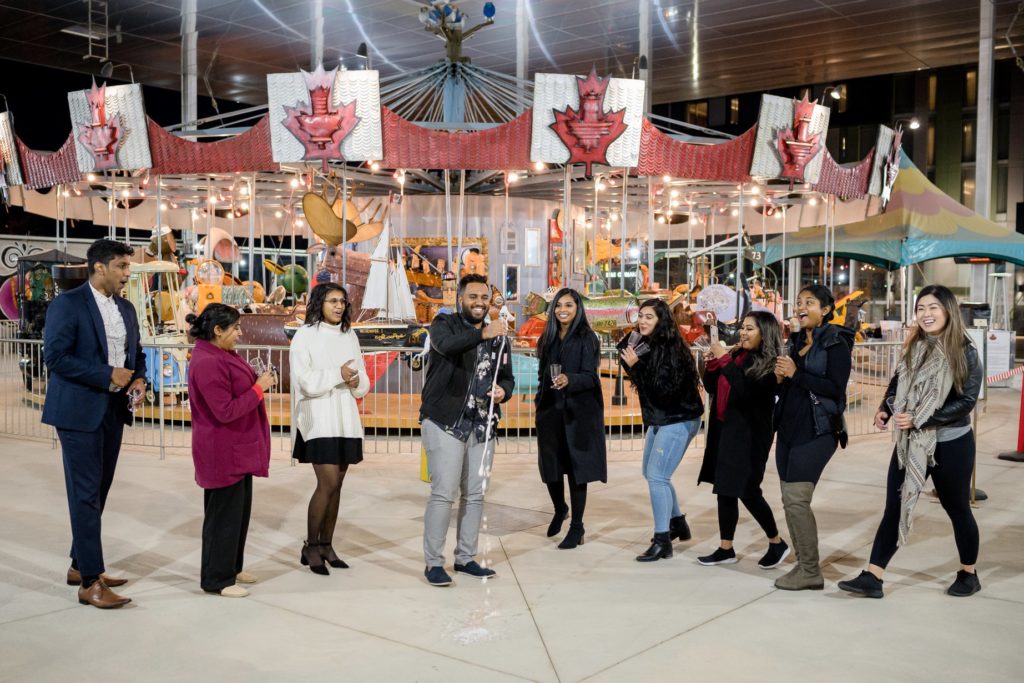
[300,541,330,575]
[319,544,350,569]
[558,524,585,550]
[547,506,569,538]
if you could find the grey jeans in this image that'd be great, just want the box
[422,419,494,567]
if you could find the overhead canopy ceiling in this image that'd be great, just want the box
[0,0,1022,114]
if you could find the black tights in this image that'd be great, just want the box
[718,493,779,542]
[547,472,587,527]
[869,431,979,568]
[307,464,349,546]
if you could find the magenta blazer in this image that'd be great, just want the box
[187,339,271,489]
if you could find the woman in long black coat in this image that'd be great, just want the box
[535,288,607,550]
[696,311,790,569]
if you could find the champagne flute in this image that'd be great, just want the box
[549,363,562,389]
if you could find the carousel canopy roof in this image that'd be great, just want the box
[1,0,1021,106]
[759,153,1024,268]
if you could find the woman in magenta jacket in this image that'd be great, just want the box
[186,304,276,598]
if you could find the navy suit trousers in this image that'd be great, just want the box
[57,399,125,577]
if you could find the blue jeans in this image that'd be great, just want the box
[642,419,701,533]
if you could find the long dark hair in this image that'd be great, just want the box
[537,288,593,368]
[304,282,352,332]
[903,284,970,392]
[186,304,240,341]
[738,311,784,378]
[634,298,698,395]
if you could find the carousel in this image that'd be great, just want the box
[0,0,905,430]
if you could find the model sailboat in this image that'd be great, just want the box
[353,213,425,347]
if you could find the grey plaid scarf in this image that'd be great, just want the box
[892,337,954,545]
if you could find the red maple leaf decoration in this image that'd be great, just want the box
[78,80,123,171]
[282,65,361,171]
[550,67,628,175]
[776,95,822,182]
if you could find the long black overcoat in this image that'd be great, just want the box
[535,329,608,484]
[698,353,777,498]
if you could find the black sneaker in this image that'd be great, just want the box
[453,561,497,579]
[838,570,884,598]
[757,540,791,569]
[697,547,737,566]
[947,570,981,597]
[424,566,452,587]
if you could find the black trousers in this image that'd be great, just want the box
[57,400,125,577]
[776,434,837,484]
[869,431,979,568]
[201,475,252,592]
[718,493,779,542]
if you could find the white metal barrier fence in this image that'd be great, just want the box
[0,337,903,458]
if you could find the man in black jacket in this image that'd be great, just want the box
[421,274,514,586]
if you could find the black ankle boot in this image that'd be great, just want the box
[300,541,329,575]
[547,506,569,538]
[669,515,692,541]
[558,524,585,550]
[636,532,673,562]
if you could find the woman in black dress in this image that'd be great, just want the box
[697,311,789,569]
[535,288,607,549]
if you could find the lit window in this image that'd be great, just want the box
[962,120,976,162]
[961,167,975,210]
[836,84,847,113]
[964,70,977,107]
[927,123,935,167]
[928,74,937,111]
[686,101,708,127]
[729,97,740,125]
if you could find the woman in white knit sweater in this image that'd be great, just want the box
[290,282,370,575]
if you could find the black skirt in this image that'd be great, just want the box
[292,431,364,466]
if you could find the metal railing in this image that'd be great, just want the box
[0,337,904,458]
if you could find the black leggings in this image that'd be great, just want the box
[776,434,837,484]
[869,430,979,568]
[546,442,587,526]
[718,493,779,541]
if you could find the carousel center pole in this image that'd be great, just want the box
[620,168,628,293]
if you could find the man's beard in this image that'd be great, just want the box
[461,302,487,324]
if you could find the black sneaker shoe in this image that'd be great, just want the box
[947,570,981,597]
[838,570,884,598]
[697,547,737,566]
[453,561,497,579]
[424,566,452,587]
[757,540,791,569]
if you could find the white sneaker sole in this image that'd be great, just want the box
[697,556,738,566]
[758,545,792,569]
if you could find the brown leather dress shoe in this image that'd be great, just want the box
[67,567,128,588]
[78,580,131,609]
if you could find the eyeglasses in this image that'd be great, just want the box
[325,298,348,306]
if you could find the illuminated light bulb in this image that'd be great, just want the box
[290,178,300,188]
[670,199,679,208]
[87,173,97,182]
[774,211,783,220]
[240,185,249,196]
[508,172,519,183]
[596,181,606,191]
[138,190,145,197]
[295,218,304,227]
[809,197,818,206]
[657,216,667,224]
[662,175,671,183]
[751,185,760,195]
[121,189,130,198]
[670,189,679,198]
[731,208,739,216]
[72,188,82,196]
[160,202,168,211]
[240,202,249,211]
[397,174,406,186]
[274,210,283,218]
[208,196,217,205]
[534,161,545,171]
[62,189,70,197]
[370,161,380,171]
[803,183,810,190]
[749,198,758,206]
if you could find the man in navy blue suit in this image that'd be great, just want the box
[43,239,146,609]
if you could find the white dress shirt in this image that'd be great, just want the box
[90,284,128,389]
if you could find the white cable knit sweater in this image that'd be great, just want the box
[289,322,370,441]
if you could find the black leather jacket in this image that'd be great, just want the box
[617,337,704,427]
[881,340,982,429]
